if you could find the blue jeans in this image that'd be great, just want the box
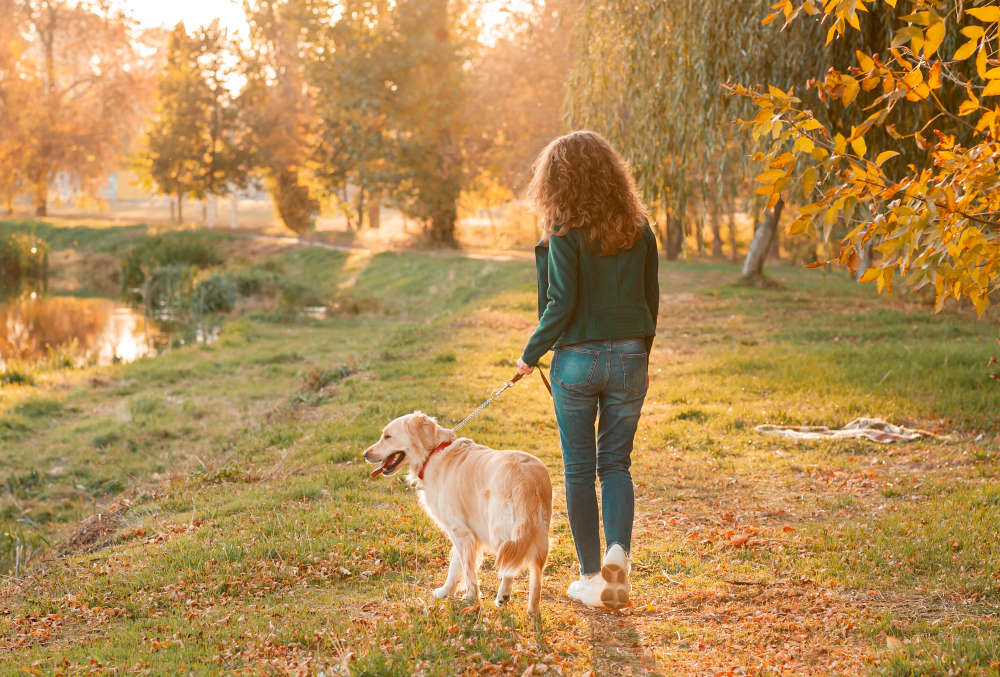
[550,338,648,575]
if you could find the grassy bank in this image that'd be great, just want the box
[1,222,999,675]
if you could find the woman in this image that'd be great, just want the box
[516,130,658,610]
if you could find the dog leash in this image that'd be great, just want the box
[451,368,551,433]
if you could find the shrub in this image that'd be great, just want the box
[191,274,237,315]
[0,232,49,293]
[120,233,223,300]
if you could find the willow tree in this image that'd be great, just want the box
[567,1,820,265]
[566,0,950,280]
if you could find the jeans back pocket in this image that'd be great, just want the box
[552,347,599,391]
[620,352,648,396]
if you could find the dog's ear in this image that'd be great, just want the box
[409,411,452,451]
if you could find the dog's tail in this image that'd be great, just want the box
[495,531,532,577]
[495,481,547,577]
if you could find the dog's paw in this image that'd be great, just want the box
[432,587,450,600]
[494,594,510,607]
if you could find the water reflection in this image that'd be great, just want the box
[0,296,161,369]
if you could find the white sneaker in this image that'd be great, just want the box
[600,544,630,609]
[566,573,606,608]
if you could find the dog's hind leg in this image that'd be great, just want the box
[433,546,462,600]
[526,559,543,615]
[495,574,514,607]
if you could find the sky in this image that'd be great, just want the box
[123,0,522,40]
[127,0,249,35]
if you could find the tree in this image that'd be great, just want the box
[303,0,471,244]
[142,24,208,224]
[741,0,1000,314]
[16,0,151,215]
[306,0,399,231]
[142,22,248,225]
[384,0,469,245]
[564,0,919,277]
[461,1,579,210]
[239,0,321,235]
[0,1,38,214]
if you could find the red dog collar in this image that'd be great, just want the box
[418,440,453,480]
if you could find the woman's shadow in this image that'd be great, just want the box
[585,609,660,676]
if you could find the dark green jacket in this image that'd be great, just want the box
[521,224,659,366]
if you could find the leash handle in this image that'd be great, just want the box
[510,368,552,396]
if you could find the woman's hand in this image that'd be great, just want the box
[516,357,534,376]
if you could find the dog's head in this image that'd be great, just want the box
[363,411,455,479]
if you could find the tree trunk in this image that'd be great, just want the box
[727,196,739,262]
[710,201,723,258]
[201,199,208,225]
[665,213,684,260]
[356,186,366,230]
[429,207,457,247]
[177,194,184,224]
[33,182,47,217]
[741,198,784,282]
[170,196,176,223]
[856,241,874,280]
[368,201,381,230]
[768,223,781,261]
[694,207,705,255]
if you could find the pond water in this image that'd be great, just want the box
[0,296,162,370]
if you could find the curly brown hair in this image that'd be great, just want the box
[527,130,648,256]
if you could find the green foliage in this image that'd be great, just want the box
[302,0,469,244]
[0,230,48,294]
[192,274,238,315]
[238,0,320,235]
[120,232,223,299]
[140,22,249,222]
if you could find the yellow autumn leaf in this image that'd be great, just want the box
[928,62,942,89]
[834,133,847,154]
[924,21,946,58]
[856,50,875,72]
[858,267,880,283]
[843,78,861,105]
[977,46,988,78]
[983,79,1000,96]
[901,67,924,90]
[757,168,787,184]
[953,39,978,61]
[876,150,900,166]
[967,6,1000,22]
[985,67,1000,79]
[802,165,818,199]
[851,135,867,157]
[794,135,815,154]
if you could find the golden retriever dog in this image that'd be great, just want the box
[363,412,552,614]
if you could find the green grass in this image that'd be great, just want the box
[1,223,999,675]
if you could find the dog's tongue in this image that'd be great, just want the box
[369,463,387,478]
